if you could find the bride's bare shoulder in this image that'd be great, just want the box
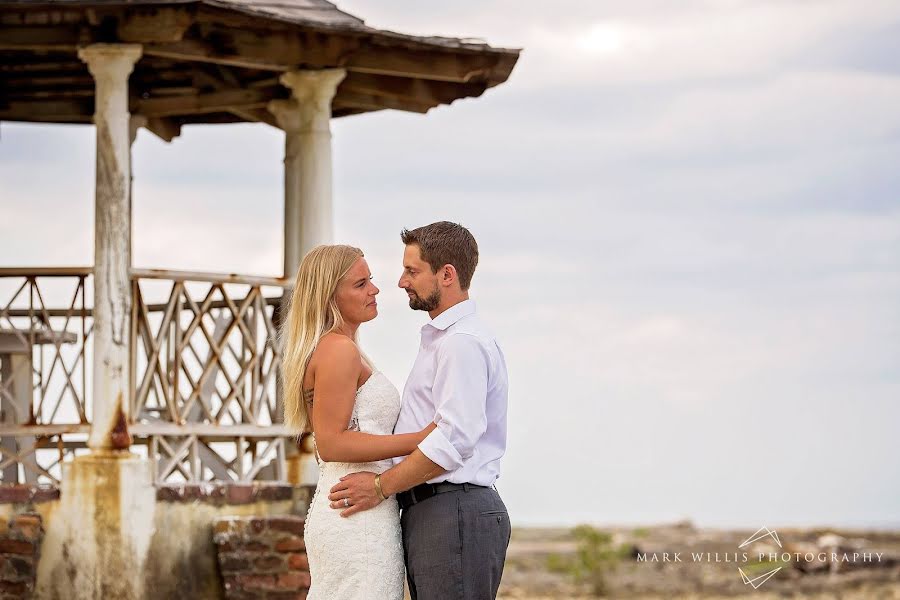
[311,333,359,367]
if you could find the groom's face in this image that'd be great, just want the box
[399,244,441,312]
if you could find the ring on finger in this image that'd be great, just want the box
[343,498,350,508]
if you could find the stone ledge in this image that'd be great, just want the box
[0,486,60,505]
[156,483,296,505]
[0,483,313,506]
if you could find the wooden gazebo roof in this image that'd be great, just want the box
[0,0,520,139]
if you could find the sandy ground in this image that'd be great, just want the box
[496,524,900,599]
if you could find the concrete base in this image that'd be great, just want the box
[36,452,155,600]
[285,453,319,486]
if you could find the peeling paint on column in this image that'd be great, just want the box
[36,454,156,600]
[110,397,132,450]
[79,43,142,451]
[97,124,131,347]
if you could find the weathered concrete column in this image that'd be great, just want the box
[268,68,345,273]
[35,44,156,600]
[268,69,344,486]
[78,43,142,451]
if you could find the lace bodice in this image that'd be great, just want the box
[310,370,401,467]
[303,370,405,599]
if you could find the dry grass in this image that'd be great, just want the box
[497,524,900,599]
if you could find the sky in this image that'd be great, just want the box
[1,0,899,529]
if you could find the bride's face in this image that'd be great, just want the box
[335,257,379,324]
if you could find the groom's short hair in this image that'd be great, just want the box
[401,221,479,290]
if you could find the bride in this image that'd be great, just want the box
[279,244,434,599]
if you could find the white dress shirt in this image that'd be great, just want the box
[392,299,508,487]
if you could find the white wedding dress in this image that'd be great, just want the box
[304,370,405,599]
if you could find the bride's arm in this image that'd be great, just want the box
[311,337,435,463]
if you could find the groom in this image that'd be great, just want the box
[328,221,510,599]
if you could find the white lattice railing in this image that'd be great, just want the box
[0,267,295,485]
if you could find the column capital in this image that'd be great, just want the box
[78,43,143,79]
[280,68,346,107]
[268,68,345,133]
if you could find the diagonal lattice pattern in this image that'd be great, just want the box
[0,268,295,484]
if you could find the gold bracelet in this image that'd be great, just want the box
[374,473,388,500]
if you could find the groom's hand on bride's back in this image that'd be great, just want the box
[328,425,439,517]
[328,471,380,517]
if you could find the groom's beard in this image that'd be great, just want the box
[407,285,441,311]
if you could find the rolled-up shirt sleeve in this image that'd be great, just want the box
[417,333,490,471]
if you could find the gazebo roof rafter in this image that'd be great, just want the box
[0,0,520,135]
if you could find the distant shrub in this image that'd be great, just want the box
[546,525,632,597]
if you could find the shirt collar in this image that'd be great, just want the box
[423,299,476,332]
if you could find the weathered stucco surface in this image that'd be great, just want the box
[34,453,155,600]
[1,480,302,599]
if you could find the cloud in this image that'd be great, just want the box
[2,0,899,528]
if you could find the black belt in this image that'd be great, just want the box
[396,481,490,510]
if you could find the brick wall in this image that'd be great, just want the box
[0,513,43,599]
[214,516,310,600]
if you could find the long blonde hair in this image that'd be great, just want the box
[279,244,364,433]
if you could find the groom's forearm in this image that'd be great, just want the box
[379,449,446,497]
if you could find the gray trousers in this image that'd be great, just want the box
[401,485,511,600]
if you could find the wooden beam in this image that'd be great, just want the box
[0,423,293,438]
[0,61,85,74]
[1,23,512,87]
[345,44,498,83]
[135,88,277,118]
[143,38,288,71]
[0,425,90,436]
[191,68,222,91]
[0,98,91,121]
[0,11,194,47]
[340,71,487,105]
[333,106,382,119]
[116,7,193,44]
[0,267,93,277]
[144,26,498,83]
[143,86,197,97]
[0,72,92,87]
[486,51,520,86]
[185,66,277,126]
[0,26,81,51]
[192,11,503,83]
[215,65,240,88]
[228,107,279,129]
[190,64,241,93]
[333,90,435,114]
[131,423,293,437]
[144,25,352,72]
[3,87,93,100]
[144,117,181,142]
[130,267,289,288]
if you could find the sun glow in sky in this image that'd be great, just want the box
[575,22,644,56]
